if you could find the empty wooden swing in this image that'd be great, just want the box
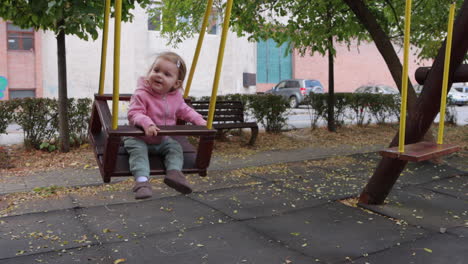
[379,1,460,162]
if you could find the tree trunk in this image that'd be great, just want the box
[343,0,438,147]
[359,0,468,204]
[326,5,336,132]
[327,35,336,132]
[342,0,418,114]
[57,26,70,152]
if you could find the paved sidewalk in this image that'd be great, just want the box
[0,144,385,195]
[0,146,466,264]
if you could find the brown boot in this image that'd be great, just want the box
[164,170,192,194]
[133,181,153,200]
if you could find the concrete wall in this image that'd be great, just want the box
[41,5,257,99]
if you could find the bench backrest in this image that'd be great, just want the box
[191,100,245,123]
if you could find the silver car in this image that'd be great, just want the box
[266,79,324,108]
[354,84,399,94]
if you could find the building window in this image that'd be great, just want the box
[208,9,219,35]
[7,23,34,50]
[9,89,36,99]
[147,3,218,35]
[257,39,292,83]
[148,2,162,31]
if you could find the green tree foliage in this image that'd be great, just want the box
[230,0,369,56]
[0,0,149,152]
[361,0,465,61]
[0,0,148,38]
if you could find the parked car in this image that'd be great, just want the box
[453,86,468,94]
[265,79,324,108]
[354,84,399,94]
[448,88,468,106]
[414,84,468,106]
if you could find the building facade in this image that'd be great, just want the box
[0,20,43,100]
[1,5,432,101]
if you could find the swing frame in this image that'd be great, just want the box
[379,1,460,162]
[89,94,215,183]
[89,0,234,182]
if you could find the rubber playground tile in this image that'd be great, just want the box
[245,202,427,263]
[277,172,369,201]
[349,152,465,186]
[96,222,317,264]
[244,156,373,201]
[442,151,468,171]
[0,209,97,259]
[190,183,325,220]
[27,168,103,188]
[0,195,75,217]
[448,226,468,237]
[396,161,465,187]
[353,233,468,264]
[420,175,467,200]
[249,154,374,184]
[360,187,468,232]
[188,169,268,193]
[69,183,177,208]
[77,196,232,243]
[222,162,303,183]
[0,245,114,264]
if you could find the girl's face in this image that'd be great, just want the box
[147,58,181,94]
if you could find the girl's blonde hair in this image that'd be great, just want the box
[147,51,187,82]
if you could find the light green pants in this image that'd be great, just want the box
[123,137,183,178]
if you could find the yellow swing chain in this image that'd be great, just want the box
[398,0,413,153]
[98,0,110,96]
[207,0,234,129]
[184,0,214,98]
[437,3,456,145]
[111,0,123,130]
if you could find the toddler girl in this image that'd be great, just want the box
[124,51,207,199]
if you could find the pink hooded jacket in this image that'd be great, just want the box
[128,77,207,144]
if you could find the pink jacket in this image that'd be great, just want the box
[128,77,207,144]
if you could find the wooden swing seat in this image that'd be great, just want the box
[89,94,217,183]
[379,141,460,162]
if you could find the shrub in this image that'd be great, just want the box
[367,94,399,124]
[248,94,289,133]
[304,94,327,129]
[333,93,349,127]
[68,98,92,146]
[0,100,16,134]
[13,98,58,149]
[346,93,372,126]
[2,97,92,150]
[444,104,457,125]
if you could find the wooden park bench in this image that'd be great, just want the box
[191,100,258,145]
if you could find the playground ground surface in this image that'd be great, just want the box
[0,124,466,263]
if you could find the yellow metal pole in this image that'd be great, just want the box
[184,0,214,98]
[398,0,412,153]
[207,0,234,129]
[98,0,111,95]
[437,3,456,144]
[112,0,122,130]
